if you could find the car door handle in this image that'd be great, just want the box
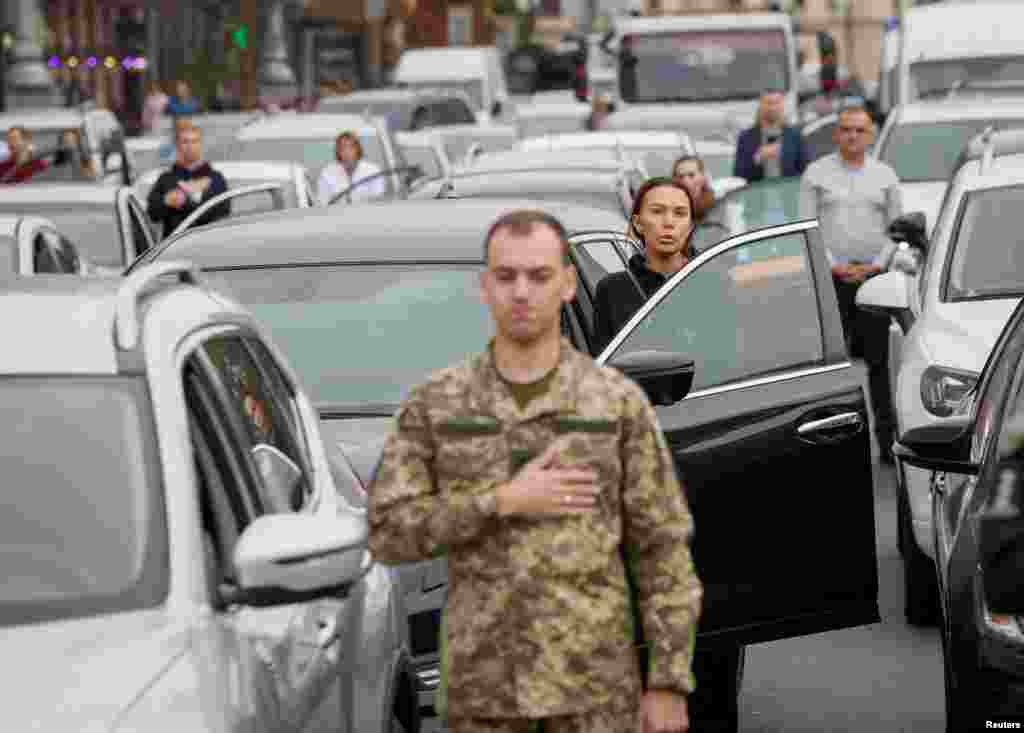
[797,411,863,438]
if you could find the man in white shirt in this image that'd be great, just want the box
[317,131,386,205]
[799,103,901,462]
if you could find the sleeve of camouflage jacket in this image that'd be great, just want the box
[620,384,703,695]
[367,387,498,565]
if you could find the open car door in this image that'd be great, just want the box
[115,187,157,267]
[574,219,880,645]
[168,182,287,240]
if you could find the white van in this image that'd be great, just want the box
[603,13,798,139]
[880,1,1024,117]
[393,46,511,125]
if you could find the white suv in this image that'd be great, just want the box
[0,263,418,732]
[858,129,1024,625]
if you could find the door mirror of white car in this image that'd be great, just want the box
[607,350,695,406]
[225,512,370,607]
[888,211,928,254]
[105,151,124,173]
[856,270,908,317]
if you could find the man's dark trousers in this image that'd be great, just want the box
[834,276,896,458]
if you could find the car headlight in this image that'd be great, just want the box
[921,365,979,418]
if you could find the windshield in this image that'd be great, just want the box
[945,185,1024,300]
[0,377,167,627]
[621,29,789,103]
[205,265,492,406]
[912,56,1024,99]
[707,177,803,236]
[880,120,1024,182]
[0,204,122,267]
[227,135,392,194]
[402,80,484,111]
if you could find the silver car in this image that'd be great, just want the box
[0,263,418,731]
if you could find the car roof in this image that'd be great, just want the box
[466,149,632,172]
[135,160,298,186]
[0,109,85,131]
[959,151,1024,190]
[394,47,496,80]
[520,130,691,150]
[615,12,790,34]
[160,198,629,268]
[889,99,1024,125]
[236,114,380,140]
[0,183,120,206]
[903,1,1024,62]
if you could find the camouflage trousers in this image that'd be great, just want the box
[446,708,638,733]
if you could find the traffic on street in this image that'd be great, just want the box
[2,0,1024,731]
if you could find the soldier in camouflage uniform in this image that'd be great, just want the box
[368,210,703,733]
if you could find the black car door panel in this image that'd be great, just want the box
[595,220,880,647]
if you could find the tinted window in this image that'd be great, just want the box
[946,185,1024,300]
[433,99,476,125]
[609,233,822,391]
[32,232,61,273]
[911,56,1024,100]
[880,121,1024,182]
[0,204,121,267]
[623,29,789,103]
[204,265,491,406]
[40,229,80,272]
[0,377,167,626]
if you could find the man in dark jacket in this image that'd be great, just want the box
[733,89,808,182]
[146,124,229,239]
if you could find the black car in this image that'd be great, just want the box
[140,199,881,721]
[318,88,478,132]
[895,297,1024,731]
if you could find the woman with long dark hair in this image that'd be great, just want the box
[592,176,696,354]
[673,154,731,254]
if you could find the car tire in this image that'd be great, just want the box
[897,484,941,626]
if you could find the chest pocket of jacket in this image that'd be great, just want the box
[553,416,621,484]
[434,415,507,482]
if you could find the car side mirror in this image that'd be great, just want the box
[856,271,912,329]
[888,211,928,254]
[893,417,978,475]
[607,350,695,406]
[222,512,371,608]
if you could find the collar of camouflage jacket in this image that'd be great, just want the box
[472,337,582,425]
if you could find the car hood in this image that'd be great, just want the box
[0,608,185,731]
[605,100,758,138]
[896,181,947,236]
[319,414,448,603]
[922,298,1022,373]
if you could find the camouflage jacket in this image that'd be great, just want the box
[368,339,702,718]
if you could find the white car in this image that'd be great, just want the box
[0,262,418,731]
[393,46,512,125]
[857,128,1024,625]
[0,214,107,276]
[519,129,694,178]
[874,98,1024,235]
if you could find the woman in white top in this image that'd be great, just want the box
[317,131,385,205]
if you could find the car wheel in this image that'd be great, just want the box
[898,484,941,626]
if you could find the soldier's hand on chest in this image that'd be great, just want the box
[495,439,601,518]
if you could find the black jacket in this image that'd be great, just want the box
[592,253,671,355]
[146,162,230,239]
[733,125,808,182]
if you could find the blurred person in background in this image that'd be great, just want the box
[166,80,200,117]
[673,155,729,254]
[734,89,808,182]
[142,80,168,134]
[317,130,384,205]
[0,127,49,183]
[146,124,229,240]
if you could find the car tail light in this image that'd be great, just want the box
[921,366,979,418]
[574,61,588,102]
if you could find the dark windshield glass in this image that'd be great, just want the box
[0,377,167,627]
[912,56,1024,99]
[0,204,122,267]
[946,186,1024,300]
[227,135,391,193]
[205,265,491,406]
[622,29,788,103]
[880,120,1024,182]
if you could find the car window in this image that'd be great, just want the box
[945,184,1024,301]
[32,231,62,274]
[434,99,476,125]
[127,198,154,257]
[879,121,1024,183]
[608,232,823,392]
[200,334,314,514]
[575,238,629,301]
[39,229,80,272]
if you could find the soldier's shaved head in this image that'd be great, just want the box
[483,209,571,266]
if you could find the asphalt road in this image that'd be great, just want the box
[423,457,944,733]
